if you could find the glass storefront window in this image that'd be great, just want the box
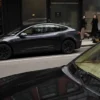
[22,0,46,25]
[50,1,79,29]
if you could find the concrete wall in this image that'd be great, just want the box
[83,0,100,12]
[22,0,46,21]
[3,0,22,34]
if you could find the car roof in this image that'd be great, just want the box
[30,23,69,28]
[17,23,73,32]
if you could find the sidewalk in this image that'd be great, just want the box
[82,39,95,47]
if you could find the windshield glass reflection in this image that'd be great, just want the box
[73,43,100,96]
[75,43,100,78]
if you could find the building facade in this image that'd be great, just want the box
[1,0,22,36]
[83,0,100,32]
[0,0,100,36]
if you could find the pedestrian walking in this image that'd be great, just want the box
[81,15,89,40]
[91,14,98,38]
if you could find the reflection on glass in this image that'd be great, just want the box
[51,3,79,29]
[75,43,100,78]
[74,43,100,95]
[0,69,97,100]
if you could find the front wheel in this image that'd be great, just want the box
[62,40,75,54]
[0,44,12,60]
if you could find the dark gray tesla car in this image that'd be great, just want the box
[0,23,81,60]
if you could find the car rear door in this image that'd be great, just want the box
[11,26,46,53]
[31,24,68,51]
[36,24,61,51]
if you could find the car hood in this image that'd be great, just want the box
[0,35,16,42]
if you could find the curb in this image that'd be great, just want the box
[81,44,95,47]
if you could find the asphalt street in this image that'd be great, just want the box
[0,46,91,78]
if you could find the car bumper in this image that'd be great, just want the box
[75,40,82,49]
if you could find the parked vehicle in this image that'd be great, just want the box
[0,67,99,100]
[0,23,81,60]
[0,43,100,99]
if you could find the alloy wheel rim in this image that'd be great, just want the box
[0,46,10,59]
[63,41,74,53]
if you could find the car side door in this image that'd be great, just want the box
[12,26,45,54]
[37,24,63,51]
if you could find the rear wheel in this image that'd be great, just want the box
[62,40,75,54]
[0,44,12,60]
[93,40,97,43]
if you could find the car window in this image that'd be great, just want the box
[66,81,80,93]
[3,76,90,100]
[22,26,44,35]
[43,27,55,33]
[42,24,68,34]
[54,25,68,31]
[0,69,83,100]
[71,43,100,96]
[75,43,100,79]
[38,79,58,99]
[22,27,33,35]
[0,69,98,100]
[4,77,80,100]
[33,27,44,34]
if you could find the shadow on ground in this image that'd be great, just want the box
[8,49,80,60]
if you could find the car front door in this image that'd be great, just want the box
[11,26,45,54]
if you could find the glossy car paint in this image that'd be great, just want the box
[0,67,99,100]
[0,23,81,55]
[62,43,100,98]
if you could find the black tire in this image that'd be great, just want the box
[93,40,97,43]
[92,38,97,43]
[62,40,75,54]
[0,44,12,60]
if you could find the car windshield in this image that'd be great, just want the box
[73,43,100,95]
[75,43,100,78]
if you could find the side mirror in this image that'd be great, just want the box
[19,33,27,38]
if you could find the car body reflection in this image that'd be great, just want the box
[1,43,100,100]
[0,67,99,100]
[63,43,100,99]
